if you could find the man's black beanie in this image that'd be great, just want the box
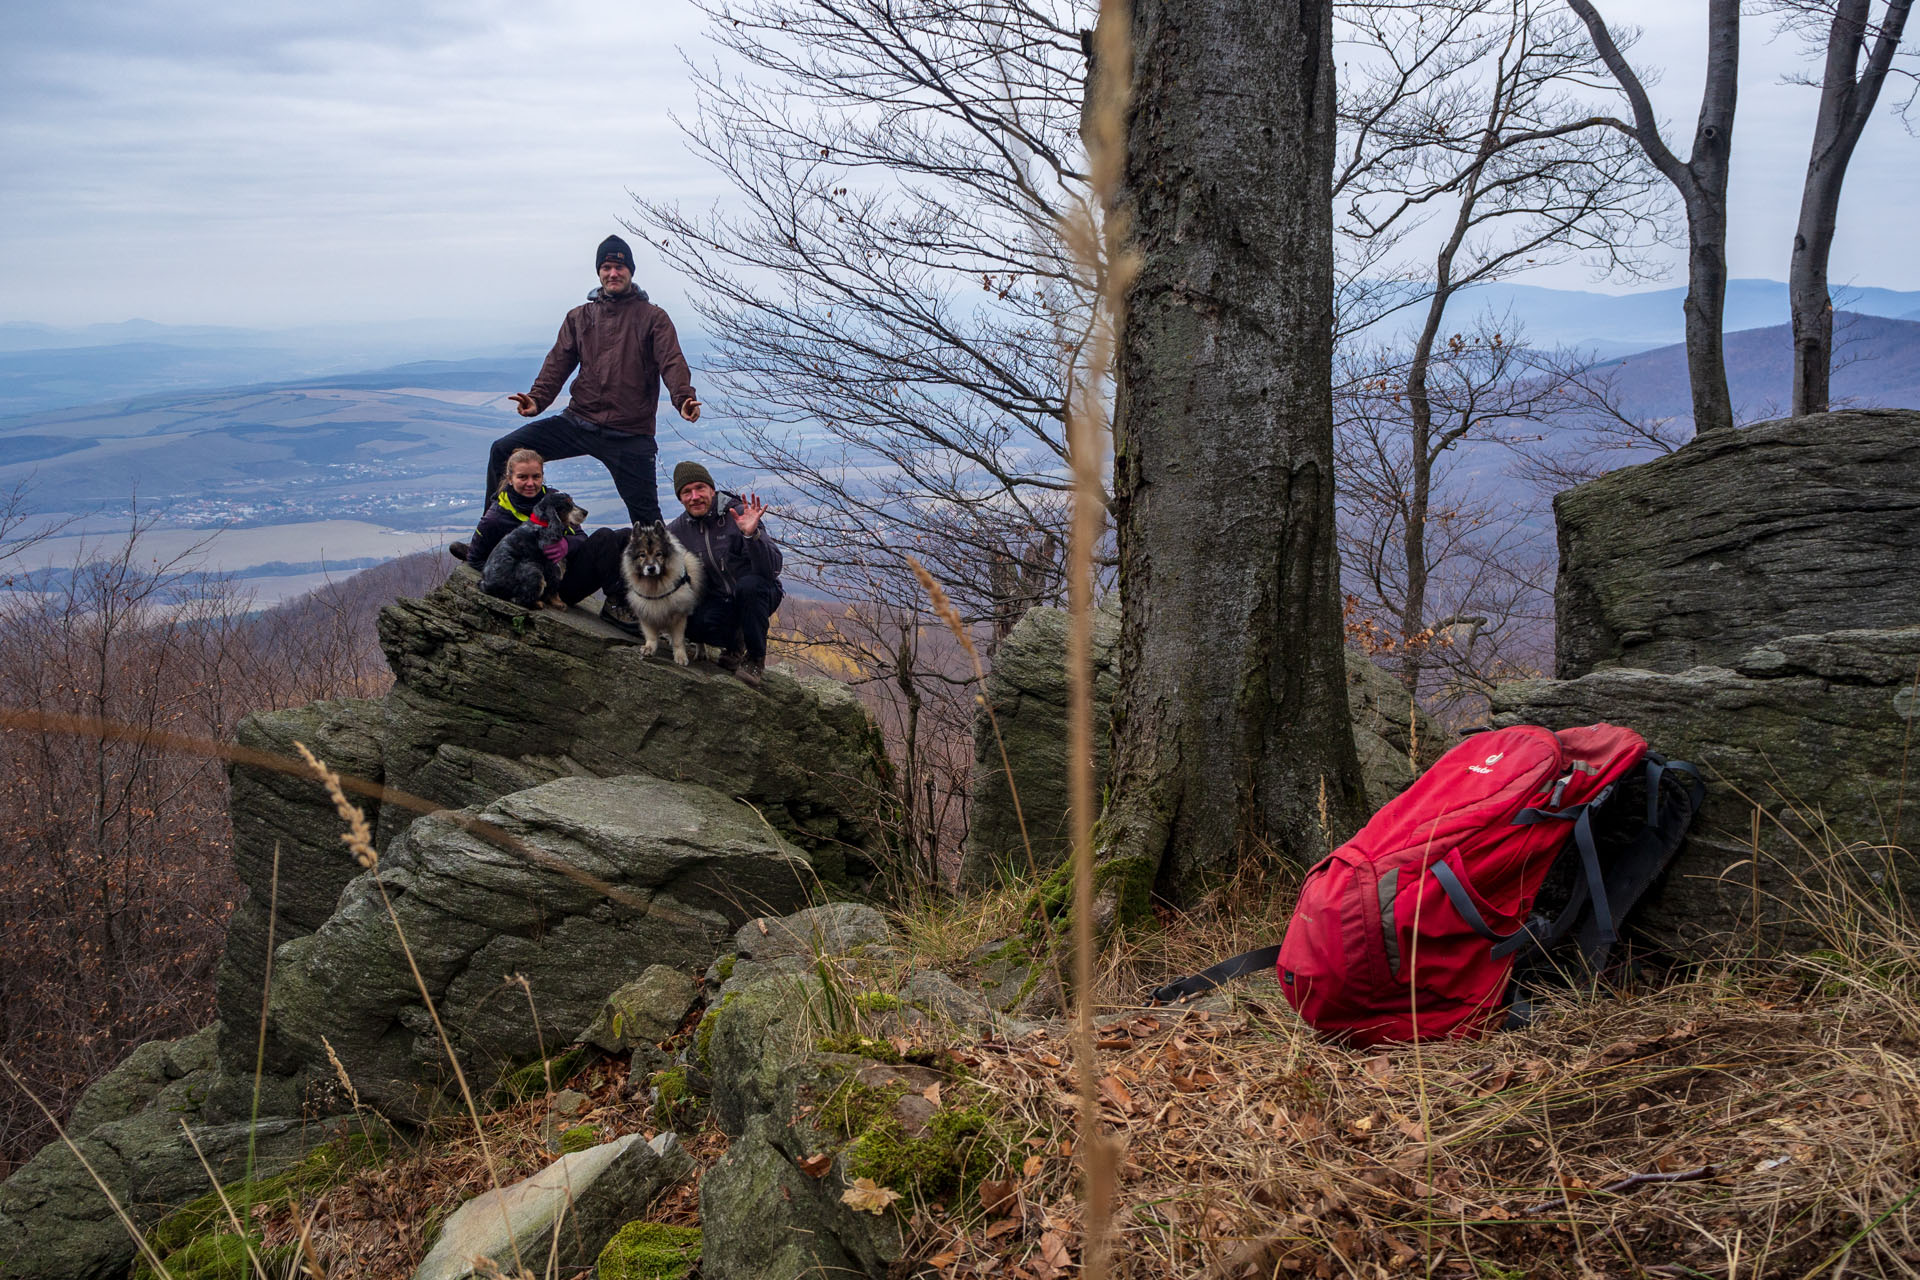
[596,235,635,271]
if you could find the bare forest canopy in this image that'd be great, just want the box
[0,538,444,1175]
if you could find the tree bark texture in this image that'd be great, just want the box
[1791,0,1912,416]
[1570,0,1740,436]
[1103,0,1366,902]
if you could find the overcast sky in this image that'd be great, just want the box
[3,1,1916,337]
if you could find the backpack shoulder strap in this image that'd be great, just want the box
[1499,755,1705,971]
[1147,945,1282,1005]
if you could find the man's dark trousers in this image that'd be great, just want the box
[687,573,782,662]
[485,414,661,526]
[555,527,636,608]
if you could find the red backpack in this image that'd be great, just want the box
[1151,723,1703,1046]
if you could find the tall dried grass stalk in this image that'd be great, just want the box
[1059,2,1137,1275]
[0,707,714,931]
[294,744,525,1273]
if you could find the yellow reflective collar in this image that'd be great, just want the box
[499,489,540,522]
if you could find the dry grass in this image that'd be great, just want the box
[886,884,1918,1280]
[250,1052,711,1279]
[952,975,1915,1279]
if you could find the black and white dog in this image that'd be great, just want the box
[619,518,706,664]
[479,490,586,609]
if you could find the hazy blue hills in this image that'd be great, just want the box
[0,320,555,415]
[1413,277,1920,356]
[1580,311,1920,422]
[0,350,726,537]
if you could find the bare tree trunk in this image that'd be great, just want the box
[1570,0,1740,436]
[1101,0,1365,905]
[1791,0,1913,415]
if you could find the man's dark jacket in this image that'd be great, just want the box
[669,493,782,599]
[527,287,696,434]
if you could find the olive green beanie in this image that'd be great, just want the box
[672,461,715,497]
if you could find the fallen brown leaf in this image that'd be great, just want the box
[841,1177,903,1215]
[797,1153,832,1178]
[979,1177,1020,1215]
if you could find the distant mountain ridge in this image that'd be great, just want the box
[1583,311,1920,423]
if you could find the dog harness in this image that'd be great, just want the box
[629,571,692,600]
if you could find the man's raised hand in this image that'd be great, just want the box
[735,492,767,538]
[679,398,703,424]
[508,392,540,418]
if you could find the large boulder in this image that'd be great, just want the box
[216,697,386,1076]
[375,571,887,880]
[0,1027,316,1280]
[1554,409,1920,679]
[267,774,817,1120]
[1493,626,1920,953]
[962,604,1448,885]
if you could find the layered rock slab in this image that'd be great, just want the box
[375,571,886,876]
[268,774,816,1120]
[1554,409,1920,678]
[217,696,387,1075]
[1494,626,1920,953]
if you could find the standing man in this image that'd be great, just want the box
[460,233,701,549]
[668,461,782,688]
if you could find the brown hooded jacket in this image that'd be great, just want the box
[526,286,695,434]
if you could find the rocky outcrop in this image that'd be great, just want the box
[0,1027,318,1280]
[963,604,1448,885]
[1554,409,1920,678]
[410,1132,692,1280]
[376,572,887,876]
[6,570,897,1276]
[267,775,818,1120]
[211,571,888,1080]
[1494,626,1920,953]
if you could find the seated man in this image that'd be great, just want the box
[667,461,782,688]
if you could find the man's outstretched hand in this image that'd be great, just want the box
[735,492,768,538]
[679,398,703,423]
[508,392,540,418]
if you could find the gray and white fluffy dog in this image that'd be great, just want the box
[619,518,707,664]
[479,490,586,609]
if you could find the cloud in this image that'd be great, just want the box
[0,0,720,330]
[2,0,1918,332]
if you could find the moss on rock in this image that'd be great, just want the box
[595,1221,703,1280]
[852,991,902,1014]
[815,1032,902,1063]
[141,1133,383,1259]
[818,1075,1012,1204]
[1030,854,1155,939]
[558,1123,598,1154]
[133,1231,294,1280]
[695,991,739,1071]
[491,1045,594,1106]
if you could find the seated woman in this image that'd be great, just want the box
[457,448,641,624]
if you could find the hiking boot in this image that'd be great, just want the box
[714,647,744,672]
[734,658,764,689]
[600,597,642,637]
[448,540,470,562]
